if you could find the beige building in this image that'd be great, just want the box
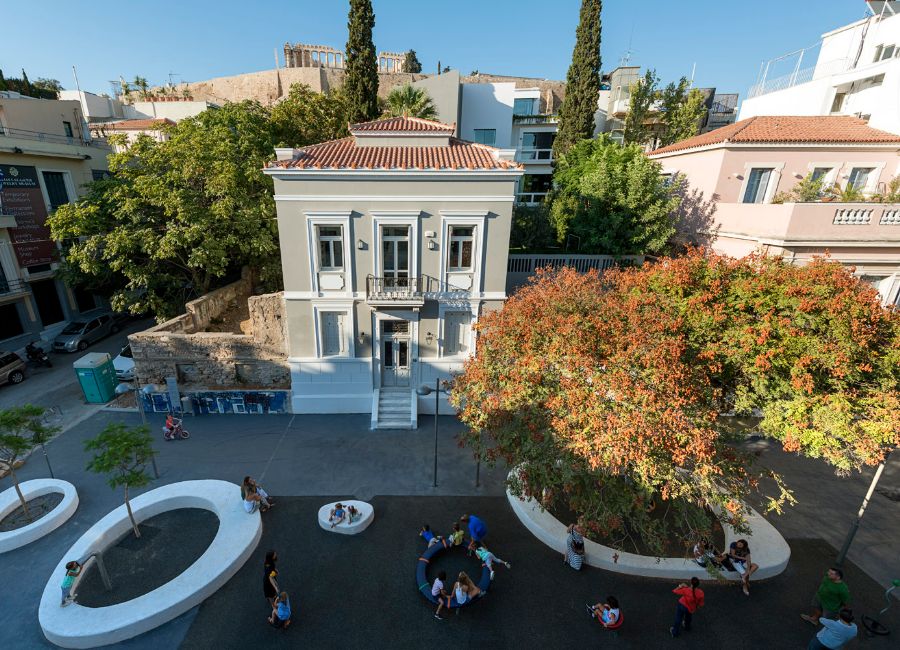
[648,115,900,305]
[89,118,175,152]
[264,116,522,425]
[0,92,113,349]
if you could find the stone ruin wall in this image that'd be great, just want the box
[129,277,289,389]
[175,66,564,109]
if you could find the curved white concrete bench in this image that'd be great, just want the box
[39,480,262,649]
[508,488,790,581]
[0,479,78,553]
[317,500,374,535]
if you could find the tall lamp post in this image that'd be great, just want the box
[416,380,449,488]
[836,450,893,566]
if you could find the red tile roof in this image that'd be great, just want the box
[349,116,456,134]
[99,118,175,130]
[649,115,900,156]
[269,136,521,171]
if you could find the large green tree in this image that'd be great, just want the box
[450,252,899,554]
[269,83,349,147]
[658,78,708,147]
[549,135,680,254]
[402,50,422,73]
[383,85,437,120]
[344,0,379,123]
[49,102,280,320]
[552,0,602,161]
[622,69,658,146]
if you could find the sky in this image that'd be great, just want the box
[0,0,871,105]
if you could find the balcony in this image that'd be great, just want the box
[366,275,424,307]
[709,201,900,246]
[0,126,98,147]
[512,114,559,125]
[0,278,31,302]
[515,192,549,205]
[516,148,553,163]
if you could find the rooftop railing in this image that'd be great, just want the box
[0,126,97,147]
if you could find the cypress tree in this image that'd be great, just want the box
[552,0,602,161]
[344,0,379,124]
[0,69,6,91]
[21,69,33,96]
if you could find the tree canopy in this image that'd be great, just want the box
[344,0,379,123]
[0,405,57,518]
[383,84,438,120]
[622,69,658,146]
[549,135,680,254]
[0,69,60,99]
[269,83,349,147]
[85,422,156,538]
[552,0,602,160]
[49,101,280,320]
[450,252,899,554]
[658,79,708,147]
[623,70,708,148]
[402,50,423,73]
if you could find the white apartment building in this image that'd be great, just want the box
[741,1,900,135]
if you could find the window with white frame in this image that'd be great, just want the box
[848,167,875,191]
[317,225,344,270]
[443,311,471,356]
[811,167,833,182]
[742,168,774,204]
[320,312,345,356]
[447,226,474,272]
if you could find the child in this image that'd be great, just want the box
[329,503,346,528]
[60,560,82,606]
[448,522,464,547]
[586,596,620,627]
[420,524,440,547]
[268,591,292,629]
[475,544,511,580]
[347,504,361,523]
[432,570,449,620]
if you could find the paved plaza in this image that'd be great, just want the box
[0,410,898,649]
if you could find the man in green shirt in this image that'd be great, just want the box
[802,567,851,625]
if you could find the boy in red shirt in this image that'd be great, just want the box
[670,577,705,637]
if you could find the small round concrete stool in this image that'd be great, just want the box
[317,500,373,535]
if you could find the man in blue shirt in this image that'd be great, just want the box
[460,514,487,554]
[808,608,857,649]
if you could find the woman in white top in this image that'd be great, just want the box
[452,571,481,606]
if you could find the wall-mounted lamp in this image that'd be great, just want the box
[13,147,23,154]
[425,331,434,344]
[734,174,744,180]
[427,240,437,251]
[357,239,366,250]
[358,331,366,344]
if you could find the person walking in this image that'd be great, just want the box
[670,577,704,637]
[263,550,279,609]
[807,608,857,649]
[802,568,851,625]
[268,591,292,629]
[460,514,487,554]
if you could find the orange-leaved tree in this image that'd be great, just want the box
[450,250,899,555]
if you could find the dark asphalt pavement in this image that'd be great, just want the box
[180,496,900,650]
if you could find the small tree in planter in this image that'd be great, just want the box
[0,405,58,519]
[85,423,156,538]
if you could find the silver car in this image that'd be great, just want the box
[53,314,119,352]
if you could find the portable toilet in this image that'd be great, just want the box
[74,352,117,403]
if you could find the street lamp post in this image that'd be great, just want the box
[417,380,442,488]
[836,450,892,567]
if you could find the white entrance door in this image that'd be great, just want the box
[381,319,410,388]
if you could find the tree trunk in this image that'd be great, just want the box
[124,485,140,538]
[9,465,29,519]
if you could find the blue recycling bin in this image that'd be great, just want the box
[73,352,117,403]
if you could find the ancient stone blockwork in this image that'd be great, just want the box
[129,280,290,390]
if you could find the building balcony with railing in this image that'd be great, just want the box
[0,125,108,159]
[365,275,425,307]
[512,114,559,125]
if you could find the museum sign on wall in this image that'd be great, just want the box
[0,164,56,267]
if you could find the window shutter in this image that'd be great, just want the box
[322,313,343,356]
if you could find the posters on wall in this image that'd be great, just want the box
[0,164,55,267]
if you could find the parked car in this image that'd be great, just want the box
[53,313,120,353]
[0,351,26,386]
[113,344,135,381]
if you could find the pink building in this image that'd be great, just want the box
[648,115,900,305]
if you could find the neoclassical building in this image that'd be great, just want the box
[264,116,522,426]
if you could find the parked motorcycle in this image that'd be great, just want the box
[25,342,52,368]
[162,414,190,441]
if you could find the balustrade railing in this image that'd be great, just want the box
[833,207,873,225]
[366,275,424,302]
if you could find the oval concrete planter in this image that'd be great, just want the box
[0,479,79,553]
[39,480,262,649]
[508,484,790,581]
